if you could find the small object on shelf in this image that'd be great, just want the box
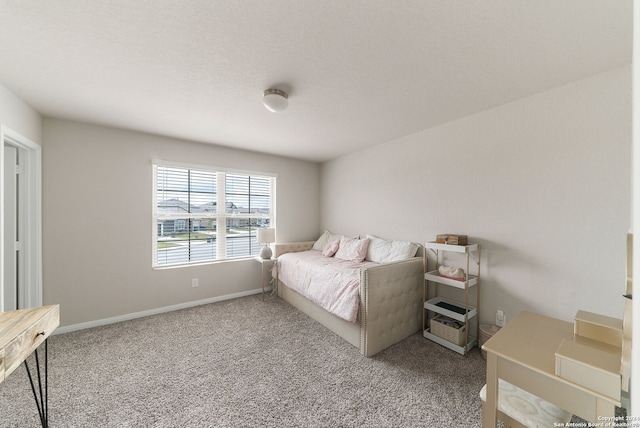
[435,300,467,315]
[425,296,477,320]
[435,234,468,246]
[438,265,465,280]
[433,314,464,329]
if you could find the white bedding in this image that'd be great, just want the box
[275,250,378,322]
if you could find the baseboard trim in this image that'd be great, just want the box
[54,288,268,335]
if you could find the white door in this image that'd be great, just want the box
[3,145,18,311]
[0,127,41,312]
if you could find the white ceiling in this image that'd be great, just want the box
[0,1,632,162]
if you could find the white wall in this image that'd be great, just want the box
[0,84,41,144]
[321,67,631,324]
[42,118,320,327]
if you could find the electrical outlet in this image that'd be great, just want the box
[496,310,505,327]
[192,278,199,288]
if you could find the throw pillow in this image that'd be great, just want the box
[322,239,340,257]
[365,234,419,263]
[312,230,343,251]
[334,236,370,262]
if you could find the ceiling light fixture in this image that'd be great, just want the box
[262,88,288,112]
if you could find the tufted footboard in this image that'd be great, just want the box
[360,258,423,356]
[274,241,423,357]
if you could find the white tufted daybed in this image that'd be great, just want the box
[273,233,424,357]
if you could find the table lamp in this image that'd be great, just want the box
[257,228,275,259]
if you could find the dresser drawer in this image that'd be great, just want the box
[555,338,621,401]
[0,305,59,383]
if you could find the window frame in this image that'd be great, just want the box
[152,160,276,268]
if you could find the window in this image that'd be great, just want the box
[153,161,275,267]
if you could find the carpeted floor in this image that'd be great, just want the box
[0,294,488,427]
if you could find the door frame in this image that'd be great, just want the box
[0,125,42,311]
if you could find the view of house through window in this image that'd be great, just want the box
[153,162,275,267]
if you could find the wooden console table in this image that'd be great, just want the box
[0,305,60,427]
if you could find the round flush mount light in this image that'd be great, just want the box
[262,88,288,112]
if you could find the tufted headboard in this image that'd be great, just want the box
[274,241,315,258]
[274,240,423,263]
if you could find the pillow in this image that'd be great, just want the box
[322,239,340,257]
[365,234,419,263]
[312,230,343,251]
[334,237,370,262]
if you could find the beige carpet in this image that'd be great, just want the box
[0,294,488,427]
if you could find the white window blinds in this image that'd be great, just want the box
[153,162,275,267]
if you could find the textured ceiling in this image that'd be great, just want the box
[0,0,632,162]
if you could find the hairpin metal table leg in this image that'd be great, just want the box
[24,338,49,428]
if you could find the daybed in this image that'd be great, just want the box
[274,233,424,357]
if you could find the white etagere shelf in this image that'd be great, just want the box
[423,241,480,356]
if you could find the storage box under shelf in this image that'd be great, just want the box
[424,296,477,323]
[430,317,466,346]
